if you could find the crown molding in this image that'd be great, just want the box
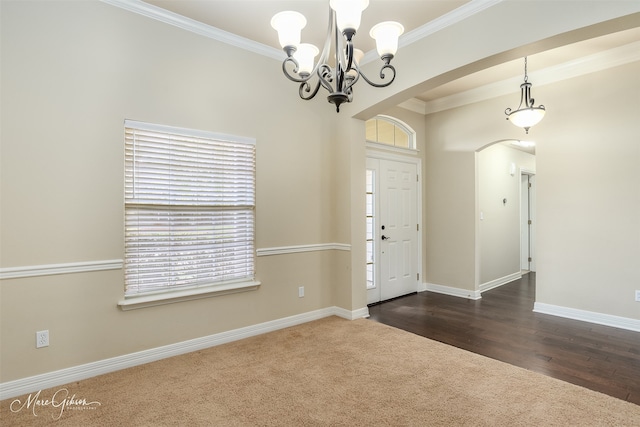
[401,0,503,48]
[404,40,640,115]
[362,0,503,64]
[100,0,284,60]
[102,0,497,65]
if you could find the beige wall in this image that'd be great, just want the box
[533,62,640,320]
[2,0,639,387]
[421,61,639,320]
[0,1,350,382]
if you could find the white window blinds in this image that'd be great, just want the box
[124,120,256,297]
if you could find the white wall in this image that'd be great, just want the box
[478,144,535,285]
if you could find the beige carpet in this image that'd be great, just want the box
[2,316,639,426]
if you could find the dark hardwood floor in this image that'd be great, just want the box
[368,272,640,405]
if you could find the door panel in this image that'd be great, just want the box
[379,159,418,301]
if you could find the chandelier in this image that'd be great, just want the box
[505,57,546,134]
[271,0,404,112]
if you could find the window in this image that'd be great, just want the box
[122,120,256,306]
[366,169,375,290]
[365,115,416,150]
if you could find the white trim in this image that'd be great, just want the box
[365,148,422,165]
[0,244,351,280]
[397,98,427,115]
[117,281,261,311]
[256,243,350,257]
[361,0,503,64]
[0,260,123,280]
[365,141,420,156]
[333,306,370,320]
[402,0,503,47]
[100,0,283,60]
[102,0,498,66]
[125,119,256,145]
[533,302,640,333]
[0,306,369,400]
[425,282,482,300]
[479,272,521,293]
[365,151,423,305]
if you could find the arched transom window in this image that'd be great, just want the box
[365,115,416,150]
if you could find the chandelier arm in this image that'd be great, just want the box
[298,80,322,101]
[358,63,397,88]
[343,65,361,94]
[281,57,313,83]
[314,9,336,83]
[317,64,336,95]
[333,18,347,95]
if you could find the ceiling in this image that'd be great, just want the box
[143,1,639,113]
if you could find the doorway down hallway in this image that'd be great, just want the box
[368,273,640,405]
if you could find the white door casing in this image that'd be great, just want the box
[520,172,536,272]
[367,153,421,304]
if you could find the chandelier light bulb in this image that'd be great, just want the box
[370,21,404,59]
[271,11,306,51]
[330,0,369,36]
[293,43,319,77]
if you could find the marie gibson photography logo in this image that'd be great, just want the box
[10,388,101,420]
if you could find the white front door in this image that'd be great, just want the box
[367,157,419,304]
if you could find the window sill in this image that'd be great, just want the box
[117,280,261,311]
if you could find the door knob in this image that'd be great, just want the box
[381,235,390,240]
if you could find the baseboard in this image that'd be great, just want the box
[533,302,640,333]
[479,272,521,293]
[333,306,370,320]
[0,306,368,400]
[424,283,481,300]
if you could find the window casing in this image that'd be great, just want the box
[365,115,416,150]
[123,120,256,303]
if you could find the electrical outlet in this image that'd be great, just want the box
[36,330,49,348]
[635,290,640,302]
[298,286,304,298]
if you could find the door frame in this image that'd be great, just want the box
[520,170,536,272]
[366,148,423,303]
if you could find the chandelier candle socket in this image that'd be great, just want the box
[271,0,404,112]
[505,57,546,134]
